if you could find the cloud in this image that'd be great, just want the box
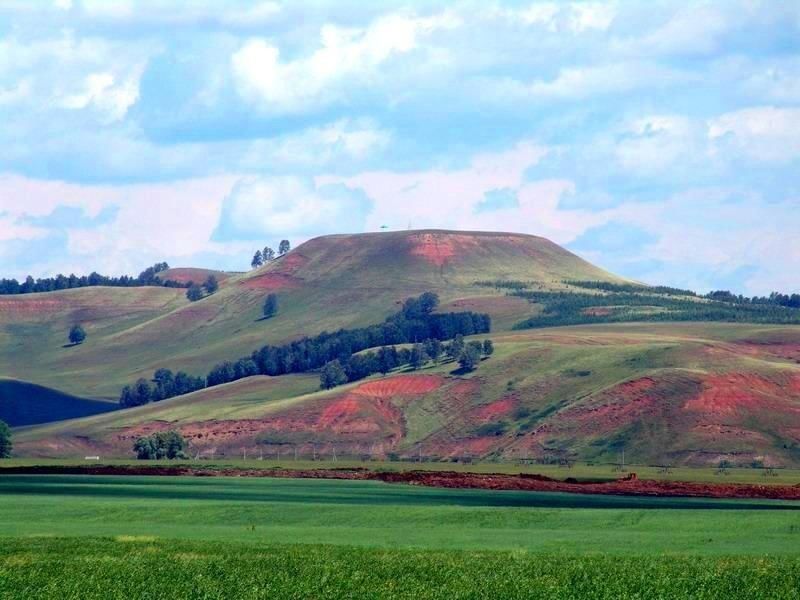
[0,175,241,278]
[231,11,459,114]
[497,61,695,102]
[615,114,698,173]
[214,176,373,241]
[321,141,608,244]
[708,107,800,164]
[61,71,141,122]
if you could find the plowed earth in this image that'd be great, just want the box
[2,465,799,501]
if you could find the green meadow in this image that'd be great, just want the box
[1,474,800,597]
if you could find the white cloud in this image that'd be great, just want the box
[0,175,240,278]
[321,141,608,244]
[61,71,141,122]
[615,114,698,173]
[218,175,372,239]
[231,12,460,113]
[492,2,615,33]
[505,61,694,101]
[708,107,800,163]
[612,4,732,58]
[0,32,152,123]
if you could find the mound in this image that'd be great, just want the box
[0,379,117,427]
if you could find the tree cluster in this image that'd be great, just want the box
[133,431,188,460]
[118,292,491,406]
[0,263,187,295]
[319,336,494,389]
[186,275,220,302]
[0,419,11,458]
[251,240,291,269]
[119,369,205,407]
[511,288,800,330]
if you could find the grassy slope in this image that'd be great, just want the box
[15,322,800,466]
[0,378,117,427]
[0,230,620,399]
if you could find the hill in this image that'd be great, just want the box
[14,323,800,467]
[4,229,800,466]
[0,230,621,399]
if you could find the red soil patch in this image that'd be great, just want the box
[407,233,480,266]
[240,252,310,290]
[473,397,516,421]
[241,273,300,291]
[317,397,362,429]
[684,373,800,416]
[734,341,800,363]
[352,375,444,398]
[535,377,661,437]
[6,465,800,501]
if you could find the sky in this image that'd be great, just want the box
[1,0,798,295]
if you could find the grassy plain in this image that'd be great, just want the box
[3,537,800,600]
[1,474,800,598]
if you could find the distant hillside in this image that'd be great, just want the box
[3,229,800,466]
[14,323,800,467]
[0,379,116,427]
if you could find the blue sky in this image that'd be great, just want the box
[0,0,798,294]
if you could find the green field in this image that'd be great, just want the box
[1,474,800,598]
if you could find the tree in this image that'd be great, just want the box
[134,378,152,405]
[186,284,203,302]
[251,250,263,269]
[377,346,398,374]
[320,359,348,389]
[153,368,175,401]
[263,293,279,319]
[418,291,440,315]
[0,419,11,458]
[483,339,494,356]
[458,344,482,371]
[204,275,219,295]
[263,246,275,262]
[447,334,465,360]
[424,338,443,363]
[278,239,291,255]
[409,344,429,370]
[68,324,86,345]
[133,431,187,460]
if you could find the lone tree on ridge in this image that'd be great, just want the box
[68,324,86,345]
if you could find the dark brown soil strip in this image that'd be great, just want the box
[2,465,800,501]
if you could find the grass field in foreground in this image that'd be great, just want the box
[3,537,800,600]
[2,475,800,598]
[2,475,800,554]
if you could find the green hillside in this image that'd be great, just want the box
[15,323,800,467]
[0,230,621,399]
[4,229,800,466]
